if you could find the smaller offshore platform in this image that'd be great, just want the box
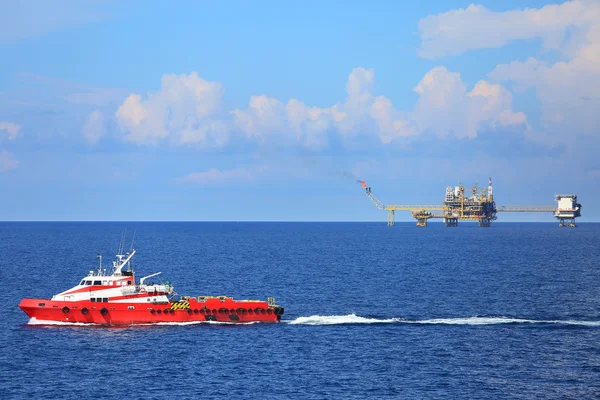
[359,178,581,227]
[553,195,582,227]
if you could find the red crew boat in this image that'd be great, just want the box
[19,249,284,325]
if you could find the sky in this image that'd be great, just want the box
[0,0,598,222]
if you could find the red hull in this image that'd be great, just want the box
[20,297,283,325]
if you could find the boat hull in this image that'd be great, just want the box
[20,297,283,325]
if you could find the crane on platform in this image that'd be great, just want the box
[358,180,444,226]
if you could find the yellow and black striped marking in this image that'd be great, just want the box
[170,301,190,310]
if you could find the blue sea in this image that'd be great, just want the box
[1,222,599,399]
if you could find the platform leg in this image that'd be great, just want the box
[387,210,395,227]
[416,218,428,227]
[445,218,458,227]
[478,218,491,227]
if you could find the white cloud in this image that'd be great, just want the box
[82,111,105,144]
[418,0,599,59]
[0,121,21,140]
[232,95,288,140]
[0,149,18,172]
[177,166,268,185]
[232,67,414,148]
[116,67,526,149]
[418,0,599,145]
[412,67,526,139]
[115,72,228,146]
[369,96,415,144]
[489,24,600,139]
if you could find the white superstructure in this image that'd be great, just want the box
[51,250,174,303]
[554,195,582,227]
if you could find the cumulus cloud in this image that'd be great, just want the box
[0,149,18,172]
[82,110,105,144]
[115,72,229,146]
[489,23,600,138]
[417,0,599,145]
[0,121,21,140]
[232,67,414,148]
[115,67,526,149]
[418,0,599,59]
[115,68,417,149]
[177,166,268,185]
[412,67,527,138]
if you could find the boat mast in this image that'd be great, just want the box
[97,254,103,276]
[113,249,136,276]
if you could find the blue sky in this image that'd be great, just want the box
[1,0,598,222]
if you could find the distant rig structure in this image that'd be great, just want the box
[359,178,581,227]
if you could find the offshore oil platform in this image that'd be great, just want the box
[359,178,581,227]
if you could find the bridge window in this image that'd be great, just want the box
[103,298,108,302]
[85,281,92,286]
[91,298,96,302]
[79,280,85,285]
[93,280,101,285]
[127,280,132,285]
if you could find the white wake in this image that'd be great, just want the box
[27,318,99,326]
[27,315,600,327]
[286,314,600,327]
[288,314,401,325]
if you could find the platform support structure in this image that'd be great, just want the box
[478,217,492,227]
[387,210,395,227]
[416,217,428,227]
[558,217,577,227]
[445,217,458,227]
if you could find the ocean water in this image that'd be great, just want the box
[0,222,599,399]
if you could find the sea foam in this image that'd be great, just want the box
[286,314,600,326]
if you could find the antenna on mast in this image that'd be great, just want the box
[97,254,102,275]
[130,229,136,251]
[118,230,126,255]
